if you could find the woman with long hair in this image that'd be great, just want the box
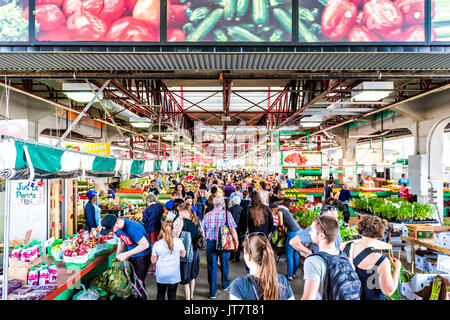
[238,191,273,238]
[177,203,201,300]
[175,183,186,199]
[229,233,294,300]
[151,219,186,300]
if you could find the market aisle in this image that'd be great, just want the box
[144,249,305,300]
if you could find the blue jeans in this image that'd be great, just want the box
[286,231,300,278]
[206,240,230,297]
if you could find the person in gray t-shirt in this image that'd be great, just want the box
[302,215,340,300]
[289,205,341,257]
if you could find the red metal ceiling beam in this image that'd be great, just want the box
[274,79,346,130]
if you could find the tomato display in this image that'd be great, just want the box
[34,0,160,41]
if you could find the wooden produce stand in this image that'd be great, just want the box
[43,247,117,300]
[400,235,450,273]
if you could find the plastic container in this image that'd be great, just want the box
[21,246,30,263]
[27,268,38,286]
[49,263,58,283]
[404,245,412,264]
[38,266,50,285]
[11,246,21,260]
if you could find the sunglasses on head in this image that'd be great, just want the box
[316,216,328,237]
[245,232,266,250]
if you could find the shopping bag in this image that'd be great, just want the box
[216,211,236,252]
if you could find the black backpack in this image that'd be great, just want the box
[307,251,362,300]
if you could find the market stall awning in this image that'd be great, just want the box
[0,136,180,180]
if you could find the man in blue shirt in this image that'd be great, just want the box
[107,185,116,200]
[288,205,342,257]
[100,214,151,300]
[398,174,409,187]
[163,192,180,214]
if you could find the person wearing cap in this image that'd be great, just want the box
[289,205,343,257]
[84,190,101,231]
[100,214,151,299]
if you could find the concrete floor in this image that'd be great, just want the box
[144,248,411,300]
[144,249,306,300]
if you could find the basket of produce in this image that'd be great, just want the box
[105,232,118,250]
[47,239,63,258]
[63,247,89,269]
[51,245,65,262]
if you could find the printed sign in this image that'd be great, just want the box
[12,181,44,205]
[83,143,110,156]
[282,150,321,168]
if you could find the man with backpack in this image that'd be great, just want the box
[301,215,361,300]
[100,214,152,300]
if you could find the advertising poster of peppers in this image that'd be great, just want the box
[0,0,29,41]
[432,0,450,42]
[299,0,427,42]
[167,0,293,42]
[32,0,161,41]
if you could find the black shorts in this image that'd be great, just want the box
[180,249,200,285]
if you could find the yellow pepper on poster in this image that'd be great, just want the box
[82,143,110,156]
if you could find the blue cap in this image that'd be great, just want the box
[87,190,98,199]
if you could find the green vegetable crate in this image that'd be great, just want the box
[406,224,434,240]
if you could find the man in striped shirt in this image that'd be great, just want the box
[202,196,238,299]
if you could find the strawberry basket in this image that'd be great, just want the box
[63,253,89,270]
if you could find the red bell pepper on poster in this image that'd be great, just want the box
[98,0,126,26]
[375,27,403,40]
[133,0,161,30]
[348,0,363,6]
[125,0,138,12]
[36,0,64,7]
[401,25,434,42]
[321,0,358,40]
[66,10,107,41]
[37,26,73,41]
[62,0,104,18]
[169,5,187,27]
[105,17,157,41]
[167,28,185,42]
[34,5,66,31]
[364,0,403,32]
[396,0,432,26]
[62,0,81,17]
[355,11,365,26]
[348,25,380,41]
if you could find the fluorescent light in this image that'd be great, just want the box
[64,91,97,103]
[352,81,393,101]
[131,122,151,128]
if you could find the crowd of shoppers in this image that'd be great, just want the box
[96,169,402,301]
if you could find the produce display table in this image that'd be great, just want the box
[117,193,144,200]
[400,236,450,273]
[101,209,126,217]
[42,247,117,300]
